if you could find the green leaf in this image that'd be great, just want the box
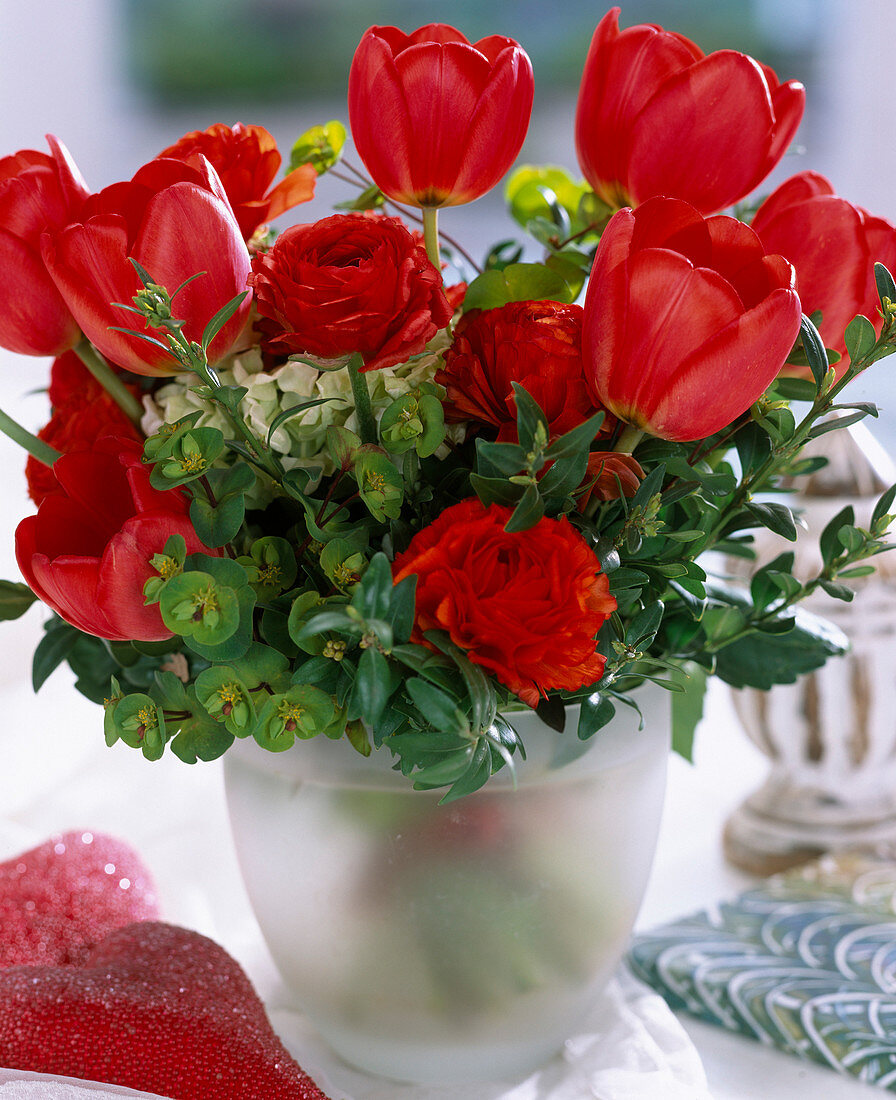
[745,501,799,542]
[462,263,571,312]
[0,580,37,620]
[577,693,616,740]
[772,377,818,402]
[820,505,855,566]
[808,410,876,438]
[799,314,829,389]
[504,482,545,533]
[289,119,347,174]
[875,262,896,309]
[713,605,849,689]
[267,398,334,448]
[425,630,496,734]
[201,291,249,354]
[544,411,606,460]
[388,574,417,645]
[406,677,467,735]
[510,383,549,453]
[670,663,707,762]
[351,552,393,621]
[169,713,234,763]
[438,739,493,804]
[820,580,855,602]
[348,645,393,727]
[844,314,878,362]
[735,422,773,476]
[872,483,896,531]
[32,621,79,691]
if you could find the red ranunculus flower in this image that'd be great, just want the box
[751,171,896,375]
[348,24,534,207]
[157,122,316,240]
[392,498,616,707]
[41,156,252,377]
[25,351,143,506]
[583,196,802,442]
[15,439,216,641]
[575,8,805,215]
[249,213,453,371]
[436,300,609,442]
[0,136,89,356]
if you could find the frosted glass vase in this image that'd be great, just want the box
[224,688,669,1086]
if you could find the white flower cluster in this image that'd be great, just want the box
[141,333,456,504]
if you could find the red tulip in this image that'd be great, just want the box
[575,8,805,215]
[751,171,896,372]
[157,122,316,240]
[348,23,534,207]
[583,197,802,442]
[0,135,89,356]
[41,156,252,377]
[15,438,216,641]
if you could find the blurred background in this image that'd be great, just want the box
[0,0,893,557]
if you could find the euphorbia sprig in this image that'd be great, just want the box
[113,261,284,484]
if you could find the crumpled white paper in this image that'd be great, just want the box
[0,1070,171,1099]
[269,968,712,1100]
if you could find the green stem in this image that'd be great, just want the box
[0,406,61,466]
[422,206,441,270]
[347,353,378,444]
[75,340,143,425]
[614,425,644,454]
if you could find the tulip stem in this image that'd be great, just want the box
[615,425,644,454]
[346,353,378,445]
[422,206,441,270]
[75,340,144,426]
[0,407,61,467]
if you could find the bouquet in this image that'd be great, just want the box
[1,9,895,803]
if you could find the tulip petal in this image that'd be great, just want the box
[42,216,179,376]
[613,248,745,422]
[627,50,779,213]
[450,45,534,206]
[649,286,801,440]
[135,182,251,363]
[28,551,126,638]
[0,229,79,356]
[760,78,806,184]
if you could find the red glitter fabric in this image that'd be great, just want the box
[0,832,160,967]
[0,921,331,1100]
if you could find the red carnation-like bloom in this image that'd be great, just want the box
[250,212,453,371]
[393,498,616,707]
[157,122,316,240]
[575,8,804,215]
[436,300,608,442]
[16,439,217,641]
[26,352,143,506]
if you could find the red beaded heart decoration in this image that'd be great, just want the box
[0,921,330,1099]
[0,831,160,967]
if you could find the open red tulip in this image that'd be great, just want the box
[348,23,534,207]
[583,196,802,442]
[16,438,217,641]
[751,171,896,374]
[41,155,251,376]
[575,8,805,215]
[0,135,89,356]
